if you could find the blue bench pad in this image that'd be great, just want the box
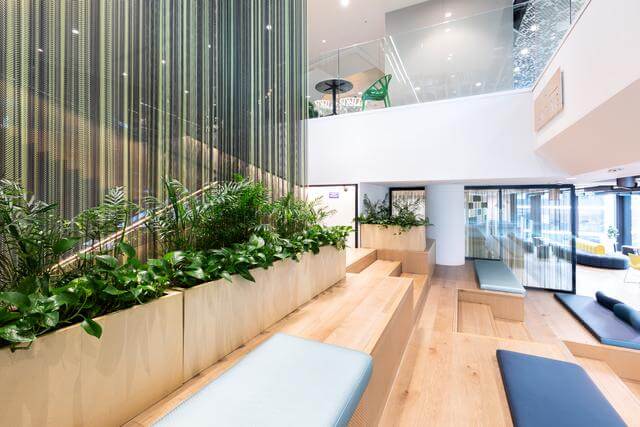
[154,333,373,427]
[497,350,625,427]
[474,260,526,295]
[555,293,640,350]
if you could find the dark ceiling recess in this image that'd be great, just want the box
[616,176,638,189]
[513,0,530,31]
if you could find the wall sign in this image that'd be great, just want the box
[328,192,339,199]
[534,69,564,131]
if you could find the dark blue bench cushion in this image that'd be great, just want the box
[576,250,629,269]
[474,260,526,295]
[555,293,640,350]
[497,350,625,427]
[154,333,373,427]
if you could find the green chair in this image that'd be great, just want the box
[307,101,319,118]
[361,74,392,111]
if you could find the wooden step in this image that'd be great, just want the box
[359,260,402,278]
[401,273,430,320]
[494,319,531,341]
[346,248,377,273]
[127,271,413,427]
[457,301,497,336]
[576,357,640,426]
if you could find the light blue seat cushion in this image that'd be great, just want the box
[497,350,625,427]
[474,260,526,295]
[555,293,640,350]
[154,333,373,427]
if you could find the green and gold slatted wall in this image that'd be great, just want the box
[0,0,307,219]
[217,0,307,197]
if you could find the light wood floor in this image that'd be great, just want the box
[379,262,640,427]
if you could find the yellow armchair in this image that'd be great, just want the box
[625,254,640,283]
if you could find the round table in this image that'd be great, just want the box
[315,78,353,115]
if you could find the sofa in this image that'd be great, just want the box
[576,250,629,270]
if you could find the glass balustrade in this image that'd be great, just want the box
[308,0,587,118]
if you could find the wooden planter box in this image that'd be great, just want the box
[0,291,184,427]
[182,245,346,381]
[360,224,426,251]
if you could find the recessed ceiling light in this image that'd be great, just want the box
[265,24,272,31]
[184,90,189,94]
[520,48,529,56]
[71,28,80,35]
[37,48,43,53]
[340,0,350,7]
[122,72,128,77]
[208,44,212,48]
[444,11,452,18]
[608,167,623,173]
[450,74,455,78]
[444,27,451,33]
[161,59,166,65]
[322,39,327,44]
[475,82,483,87]
[414,86,421,91]
[358,91,363,96]
[530,24,539,32]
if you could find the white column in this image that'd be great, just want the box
[426,184,465,266]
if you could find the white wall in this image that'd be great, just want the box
[308,90,562,185]
[426,184,465,265]
[307,185,358,248]
[533,0,640,176]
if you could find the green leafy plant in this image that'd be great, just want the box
[0,180,77,293]
[357,193,432,232]
[267,192,333,239]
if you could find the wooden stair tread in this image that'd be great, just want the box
[576,357,640,425]
[128,273,412,426]
[346,248,377,273]
[457,301,497,337]
[359,260,402,277]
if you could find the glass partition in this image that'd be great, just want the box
[465,186,575,292]
[633,195,640,247]
[309,0,586,118]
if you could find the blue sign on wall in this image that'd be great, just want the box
[328,192,339,199]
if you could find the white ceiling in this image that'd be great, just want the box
[308,0,427,60]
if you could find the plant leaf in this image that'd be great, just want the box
[0,324,35,343]
[117,241,136,258]
[95,255,118,269]
[81,316,102,339]
[53,238,79,255]
[0,292,31,311]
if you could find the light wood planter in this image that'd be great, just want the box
[181,246,346,381]
[360,224,426,251]
[0,291,184,427]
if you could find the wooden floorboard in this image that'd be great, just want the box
[457,301,496,336]
[360,260,402,278]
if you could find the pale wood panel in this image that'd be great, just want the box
[376,248,435,276]
[0,292,184,427]
[401,273,430,320]
[564,340,640,382]
[458,288,525,322]
[457,301,497,336]
[361,224,426,252]
[576,357,640,427]
[359,260,402,278]
[494,319,531,342]
[624,379,640,401]
[182,247,346,380]
[346,248,377,273]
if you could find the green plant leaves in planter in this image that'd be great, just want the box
[357,194,432,233]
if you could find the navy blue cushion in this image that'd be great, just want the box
[497,350,625,427]
[576,250,629,269]
[595,291,622,311]
[555,293,640,350]
[613,303,640,332]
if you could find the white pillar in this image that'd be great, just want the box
[426,184,465,266]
